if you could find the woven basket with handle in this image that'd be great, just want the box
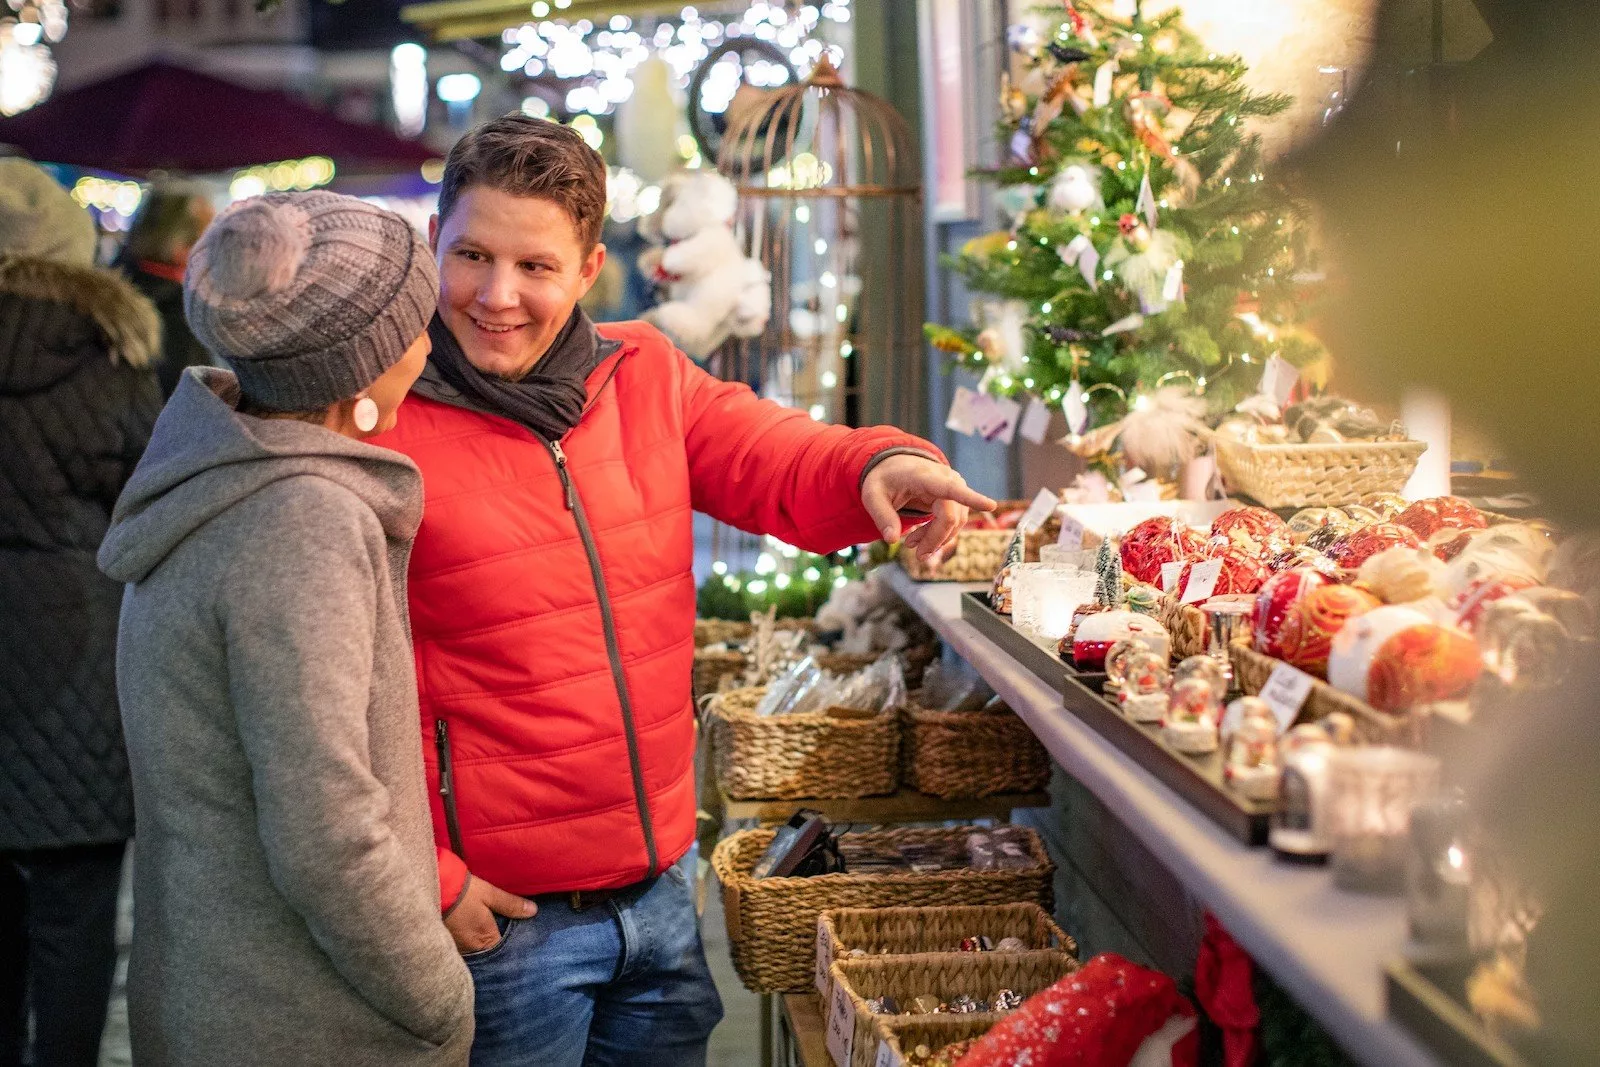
[816,903,1074,1003]
[705,686,900,800]
[712,825,1055,994]
[693,628,939,702]
[828,950,1078,1067]
[901,703,1050,799]
[1230,641,1414,745]
[873,1014,999,1067]
[1212,436,1427,509]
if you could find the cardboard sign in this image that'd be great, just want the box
[815,915,833,997]
[875,1039,904,1067]
[1258,354,1299,409]
[1020,395,1053,445]
[1179,558,1223,604]
[1258,662,1317,732]
[1019,488,1060,532]
[826,979,856,1066]
[1159,561,1185,594]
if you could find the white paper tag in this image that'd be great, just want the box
[1019,488,1059,532]
[815,916,834,997]
[1259,662,1316,732]
[1162,260,1185,304]
[1137,170,1158,228]
[1258,354,1299,408]
[945,386,979,436]
[1180,558,1223,604]
[1060,234,1100,291]
[1160,561,1184,593]
[1102,312,1144,336]
[1020,395,1053,444]
[1056,512,1087,548]
[1065,379,1089,434]
[971,392,1022,444]
[875,1039,903,1067]
[1093,60,1118,108]
[826,980,856,1066]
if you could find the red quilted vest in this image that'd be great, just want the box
[373,322,938,901]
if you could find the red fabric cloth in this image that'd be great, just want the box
[1195,913,1261,1067]
[373,321,940,905]
[957,954,1198,1067]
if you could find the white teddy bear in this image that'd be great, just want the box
[638,170,771,360]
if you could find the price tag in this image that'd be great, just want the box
[1258,354,1300,409]
[826,979,856,1066]
[1159,561,1184,593]
[1137,169,1158,228]
[1019,488,1059,532]
[875,1039,904,1067]
[971,392,1022,444]
[1019,395,1053,444]
[1065,379,1089,435]
[1259,662,1317,732]
[1180,558,1223,604]
[1093,60,1118,108]
[1056,512,1087,548]
[815,916,833,998]
[945,386,980,436]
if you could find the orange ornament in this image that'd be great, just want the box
[1278,585,1381,677]
[1366,624,1482,712]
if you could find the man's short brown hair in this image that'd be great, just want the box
[437,114,607,249]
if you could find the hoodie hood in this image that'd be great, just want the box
[98,366,421,584]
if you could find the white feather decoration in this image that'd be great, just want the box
[1118,387,1207,475]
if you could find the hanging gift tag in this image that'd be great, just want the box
[815,916,834,997]
[1009,129,1034,163]
[1093,60,1119,108]
[1059,234,1100,291]
[875,1039,904,1067]
[1162,260,1185,304]
[1020,395,1053,444]
[972,392,1022,444]
[1259,662,1316,732]
[1160,561,1185,593]
[826,980,855,1066]
[945,386,980,436]
[1065,379,1089,434]
[1258,354,1299,408]
[1019,487,1059,532]
[1057,512,1087,548]
[1137,170,1158,228]
[1180,558,1223,604]
[1102,312,1144,336]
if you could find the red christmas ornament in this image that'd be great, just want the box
[1451,573,1539,633]
[1325,523,1424,570]
[1278,584,1380,676]
[1253,567,1329,659]
[1210,506,1289,550]
[1120,516,1206,585]
[1118,212,1141,235]
[1177,545,1270,597]
[1366,624,1482,712]
[1395,496,1488,541]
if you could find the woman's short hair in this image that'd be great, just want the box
[124,183,213,265]
[437,114,608,250]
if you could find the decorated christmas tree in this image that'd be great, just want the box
[928,1,1323,472]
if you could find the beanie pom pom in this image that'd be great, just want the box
[204,198,312,299]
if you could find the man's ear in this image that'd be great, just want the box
[428,214,441,255]
[576,243,608,298]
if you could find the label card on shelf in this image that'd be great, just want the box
[1180,558,1223,604]
[1056,512,1087,548]
[1259,354,1300,409]
[875,1039,904,1067]
[815,916,833,997]
[1259,662,1317,732]
[826,980,855,1066]
[1020,395,1053,444]
[1020,488,1059,532]
[1160,561,1185,593]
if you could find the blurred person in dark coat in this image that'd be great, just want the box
[0,158,163,1066]
[1297,1,1600,1060]
[117,182,215,398]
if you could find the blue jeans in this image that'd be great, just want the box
[464,849,724,1067]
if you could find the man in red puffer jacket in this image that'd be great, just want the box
[372,115,991,1067]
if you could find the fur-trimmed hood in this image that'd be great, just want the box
[0,256,161,388]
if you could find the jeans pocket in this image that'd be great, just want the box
[462,913,521,964]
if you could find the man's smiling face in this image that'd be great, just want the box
[430,185,606,381]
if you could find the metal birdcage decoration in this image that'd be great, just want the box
[714,54,925,433]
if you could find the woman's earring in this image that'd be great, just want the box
[353,396,380,433]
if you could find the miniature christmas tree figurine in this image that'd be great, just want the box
[1095,535,1125,609]
[926,0,1324,452]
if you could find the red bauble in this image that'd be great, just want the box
[1177,545,1270,597]
[1278,585,1381,677]
[1211,506,1289,549]
[1325,523,1424,570]
[1395,496,1488,541]
[1451,573,1539,633]
[1120,516,1206,585]
[1253,568,1330,659]
[1367,624,1482,712]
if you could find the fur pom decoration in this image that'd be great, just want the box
[1118,386,1206,476]
[206,198,311,299]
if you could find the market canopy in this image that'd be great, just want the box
[402,0,685,43]
[0,60,440,175]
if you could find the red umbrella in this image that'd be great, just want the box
[0,59,440,174]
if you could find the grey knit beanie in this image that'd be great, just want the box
[0,158,98,267]
[184,190,437,412]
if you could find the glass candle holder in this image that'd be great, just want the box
[1326,746,1441,893]
[1036,571,1099,643]
[1008,563,1050,636]
[1406,790,1473,948]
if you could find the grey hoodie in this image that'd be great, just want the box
[99,367,472,1066]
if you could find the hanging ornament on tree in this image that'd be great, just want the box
[1106,223,1182,315]
[1057,233,1101,290]
[1048,162,1103,215]
[973,298,1031,376]
[1125,92,1201,194]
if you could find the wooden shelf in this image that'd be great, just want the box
[781,993,831,1067]
[720,786,1049,827]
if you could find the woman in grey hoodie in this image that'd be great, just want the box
[98,192,479,1065]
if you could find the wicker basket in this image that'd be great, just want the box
[1212,436,1428,509]
[693,629,940,702]
[901,703,1050,799]
[900,528,1014,582]
[872,1015,999,1067]
[1230,641,1414,745]
[705,686,900,801]
[816,903,1074,1002]
[827,951,1079,1067]
[713,825,1056,994]
[1158,595,1208,661]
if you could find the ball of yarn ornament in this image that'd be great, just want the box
[1396,496,1488,540]
[1355,545,1445,604]
[1253,567,1330,658]
[1326,523,1424,570]
[1366,624,1483,712]
[1210,506,1289,549]
[1278,584,1381,676]
[1119,517,1206,585]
